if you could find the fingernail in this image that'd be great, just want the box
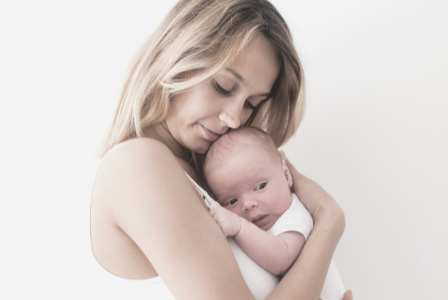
[279,150,288,161]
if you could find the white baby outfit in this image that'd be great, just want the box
[267,193,346,300]
[267,193,313,238]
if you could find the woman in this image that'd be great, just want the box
[90,0,352,299]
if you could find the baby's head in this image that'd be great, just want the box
[204,126,293,231]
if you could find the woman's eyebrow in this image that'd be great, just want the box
[226,68,245,83]
[225,68,271,97]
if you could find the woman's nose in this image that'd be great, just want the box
[218,100,243,129]
[242,198,258,213]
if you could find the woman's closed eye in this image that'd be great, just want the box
[214,82,231,96]
[245,97,269,111]
[214,81,258,110]
[244,100,256,110]
[254,182,267,191]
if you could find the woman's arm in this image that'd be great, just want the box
[265,152,346,300]
[95,138,255,300]
[236,219,305,275]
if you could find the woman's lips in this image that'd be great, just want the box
[201,125,221,142]
[252,215,270,228]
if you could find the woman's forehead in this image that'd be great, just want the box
[227,36,280,90]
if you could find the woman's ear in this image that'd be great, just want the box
[282,159,293,188]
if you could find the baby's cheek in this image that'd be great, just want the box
[227,206,245,218]
[272,195,291,215]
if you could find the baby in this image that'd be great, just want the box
[204,126,345,300]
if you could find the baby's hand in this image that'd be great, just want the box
[209,207,241,237]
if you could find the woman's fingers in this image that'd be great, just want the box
[278,150,344,228]
[279,150,301,191]
[318,289,352,300]
[279,150,288,161]
[342,289,353,300]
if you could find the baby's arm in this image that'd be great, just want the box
[209,207,305,275]
[236,218,305,275]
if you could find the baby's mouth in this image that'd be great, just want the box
[252,215,269,227]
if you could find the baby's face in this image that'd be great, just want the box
[206,141,293,231]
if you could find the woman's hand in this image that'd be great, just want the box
[319,289,353,300]
[279,151,345,232]
[343,289,353,300]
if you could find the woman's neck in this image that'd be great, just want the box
[144,122,191,162]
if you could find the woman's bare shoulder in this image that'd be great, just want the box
[103,138,174,166]
[93,138,187,209]
[102,138,198,181]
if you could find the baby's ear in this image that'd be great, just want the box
[281,159,293,188]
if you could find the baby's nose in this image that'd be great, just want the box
[242,199,258,212]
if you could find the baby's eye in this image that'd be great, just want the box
[226,199,238,206]
[254,182,267,191]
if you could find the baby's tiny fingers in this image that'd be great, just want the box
[209,207,219,218]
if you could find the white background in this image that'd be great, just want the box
[0,0,446,299]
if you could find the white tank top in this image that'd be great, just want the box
[90,148,278,300]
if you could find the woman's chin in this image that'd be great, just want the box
[190,141,211,155]
[196,146,210,155]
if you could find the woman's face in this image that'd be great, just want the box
[165,36,281,154]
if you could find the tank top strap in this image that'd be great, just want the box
[184,173,221,210]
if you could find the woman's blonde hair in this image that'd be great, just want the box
[98,0,305,158]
